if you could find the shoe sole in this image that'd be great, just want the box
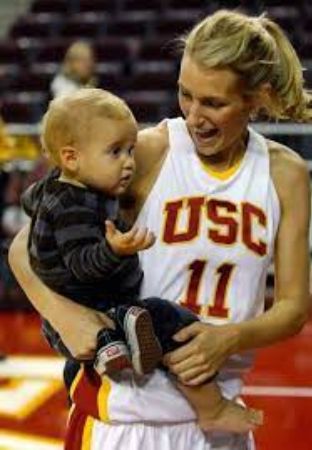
[124,307,162,376]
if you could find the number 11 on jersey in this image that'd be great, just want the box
[180,260,236,318]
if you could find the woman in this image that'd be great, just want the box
[50,41,97,98]
[9,10,311,450]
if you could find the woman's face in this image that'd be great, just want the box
[178,54,253,159]
[70,48,95,82]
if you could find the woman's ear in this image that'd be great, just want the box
[59,146,79,172]
[250,82,273,117]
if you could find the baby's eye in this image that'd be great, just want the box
[180,88,191,99]
[111,147,121,157]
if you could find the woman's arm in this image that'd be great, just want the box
[9,225,114,360]
[165,147,311,385]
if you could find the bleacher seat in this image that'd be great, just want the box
[124,90,171,122]
[137,38,177,62]
[60,14,106,39]
[97,73,126,95]
[130,61,177,91]
[11,69,51,93]
[79,0,119,14]
[266,7,301,30]
[168,0,209,8]
[94,39,131,62]
[1,0,308,125]
[122,0,162,12]
[0,41,26,65]
[10,14,64,39]
[31,0,69,14]
[155,16,198,37]
[35,39,69,63]
[300,34,312,59]
[1,93,47,123]
[107,16,155,37]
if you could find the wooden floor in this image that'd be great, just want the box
[0,312,311,449]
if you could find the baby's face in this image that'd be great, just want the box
[77,115,138,196]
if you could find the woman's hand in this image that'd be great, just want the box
[53,301,115,360]
[163,322,239,385]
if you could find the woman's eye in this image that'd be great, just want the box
[203,100,227,109]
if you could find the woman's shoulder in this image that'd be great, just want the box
[267,139,308,176]
[137,120,169,155]
[267,139,309,200]
[135,120,169,176]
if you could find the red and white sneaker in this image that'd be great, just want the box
[94,341,132,376]
[122,306,162,376]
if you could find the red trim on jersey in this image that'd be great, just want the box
[71,366,102,419]
[65,407,88,450]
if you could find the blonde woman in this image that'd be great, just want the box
[9,10,311,450]
[50,41,96,98]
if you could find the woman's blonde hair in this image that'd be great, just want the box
[42,88,132,165]
[179,9,312,122]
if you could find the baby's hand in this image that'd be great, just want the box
[105,220,156,256]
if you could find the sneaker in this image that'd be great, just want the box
[121,306,162,376]
[94,331,132,376]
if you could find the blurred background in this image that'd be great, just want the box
[0,1,311,449]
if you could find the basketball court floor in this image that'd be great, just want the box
[0,312,311,450]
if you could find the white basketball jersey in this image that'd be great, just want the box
[73,118,280,426]
[137,118,280,327]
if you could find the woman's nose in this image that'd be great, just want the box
[187,101,205,128]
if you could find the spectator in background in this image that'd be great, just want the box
[50,41,97,98]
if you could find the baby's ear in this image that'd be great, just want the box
[59,146,79,172]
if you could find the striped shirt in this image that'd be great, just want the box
[22,170,143,312]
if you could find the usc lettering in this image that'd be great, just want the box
[163,197,267,256]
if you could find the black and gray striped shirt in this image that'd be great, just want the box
[22,170,143,312]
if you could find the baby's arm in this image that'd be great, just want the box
[8,225,113,360]
[53,204,155,282]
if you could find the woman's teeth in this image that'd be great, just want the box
[195,129,218,140]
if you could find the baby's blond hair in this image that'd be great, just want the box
[41,88,132,165]
[179,10,312,122]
